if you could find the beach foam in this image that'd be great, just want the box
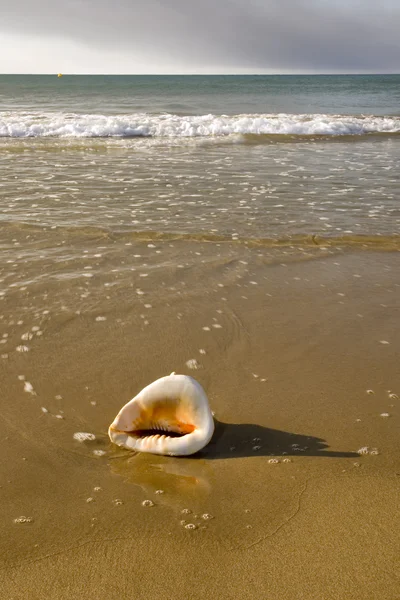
[1,112,400,138]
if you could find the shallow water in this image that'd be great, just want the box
[1,136,399,244]
[1,248,399,594]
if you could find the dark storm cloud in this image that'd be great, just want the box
[2,0,400,71]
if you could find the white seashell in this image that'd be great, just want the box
[108,373,214,457]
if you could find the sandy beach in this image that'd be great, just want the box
[1,239,399,599]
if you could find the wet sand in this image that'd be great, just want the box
[1,242,399,600]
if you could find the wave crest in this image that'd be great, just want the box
[1,112,400,138]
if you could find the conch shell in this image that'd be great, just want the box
[108,373,214,456]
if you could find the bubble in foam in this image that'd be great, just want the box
[186,359,200,370]
[93,449,106,456]
[21,332,33,341]
[142,500,154,507]
[357,447,369,455]
[73,432,96,442]
[14,516,34,524]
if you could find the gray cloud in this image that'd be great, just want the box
[1,0,400,71]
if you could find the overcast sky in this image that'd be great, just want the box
[1,0,399,74]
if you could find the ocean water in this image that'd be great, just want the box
[0,74,399,317]
[1,74,399,242]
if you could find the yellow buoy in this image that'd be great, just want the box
[57,73,63,78]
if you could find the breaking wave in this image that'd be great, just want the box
[1,112,400,138]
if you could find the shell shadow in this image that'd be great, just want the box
[197,419,359,460]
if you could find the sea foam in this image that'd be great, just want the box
[0,112,399,138]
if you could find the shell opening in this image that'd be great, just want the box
[125,419,196,441]
[127,428,189,439]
